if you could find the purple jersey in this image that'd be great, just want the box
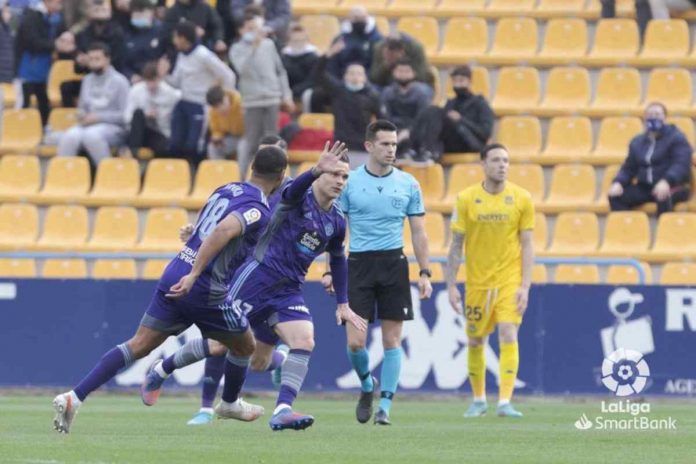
[268,176,293,210]
[157,182,270,304]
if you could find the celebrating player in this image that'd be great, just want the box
[445,143,535,418]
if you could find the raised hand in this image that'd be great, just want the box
[314,141,348,175]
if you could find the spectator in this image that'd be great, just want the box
[649,0,696,18]
[0,4,14,90]
[161,21,236,165]
[229,12,292,179]
[122,0,164,82]
[380,59,433,155]
[408,65,494,163]
[123,61,179,158]
[281,23,318,106]
[205,85,244,160]
[231,0,290,42]
[111,0,130,30]
[327,5,382,79]
[162,0,226,55]
[370,33,430,89]
[57,42,129,164]
[14,0,67,126]
[608,102,692,216]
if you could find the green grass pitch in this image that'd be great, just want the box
[1,394,694,464]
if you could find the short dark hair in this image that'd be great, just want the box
[174,21,197,45]
[645,101,668,115]
[87,41,111,57]
[451,65,472,79]
[251,145,288,180]
[141,61,159,81]
[385,37,406,51]
[480,143,508,160]
[259,134,288,151]
[131,0,154,11]
[243,4,265,17]
[205,86,226,106]
[365,120,397,142]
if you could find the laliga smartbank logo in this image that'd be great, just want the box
[574,349,677,431]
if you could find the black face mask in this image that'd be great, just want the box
[92,19,109,28]
[91,67,105,75]
[352,21,367,34]
[453,87,471,98]
[395,78,413,88]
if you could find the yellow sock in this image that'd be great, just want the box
[499,342,519,403]
[467,345,486,400]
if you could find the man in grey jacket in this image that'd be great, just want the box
[229,12,292,180]
[57,42,130,164]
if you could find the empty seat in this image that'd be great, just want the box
[305,261,328,282]
[136,159,191,207]
[539,117,593,163]
[183,160,240,209]
[298,113,335,131]
[35,205,89,251]
[86,207,139,251]
[586,19,639,65]
[84,158,140,206]
[435,17,488,64]
[532,264,548,283]
[594,164,621,212]
[548,212,600,255]
[649,213,696,261]
[143,259,170,280]
[1,82,16,107]
[555,264,600,284]
[0,203,39,250]
[432,163,482,213]
[599,211,650,256]
[42,259,88,279]
[0,109,42,154]
[486,0,536,16]
[668,116,695,148]
[293,0,338,14]
[484,17,538,64]
[492,67,541,114]
[0,258,37,278]
[587,67,642,116]
[590,117,642,164]
[434,0,486,16]
[539,67,591,116]
[535,0,587,18]
[0,155,40,202]
[137,207,189,252]
[34,157,91,204]
[544,164,596,212]
[331,0,388,15]
[92,259,137,279]
[644,68,692,113]
[638,19,689,65]
[607,262,653,284]
[374,15,390,35]
[497,116,542,161]
[400,164,445,208]
[299,15,340,51]
[535,18,588,64]
[403,213,447,256]
[660,262,696,285]
[508,164,544,204]
[533,212,547,251]
[396,16,439,56]
[47,60,83,105]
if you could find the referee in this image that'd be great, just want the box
[327,120,433,425]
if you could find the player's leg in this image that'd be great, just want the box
[493,285,524,418]
[463,288,496,418]
[188,353,227,425]
[346,319,378,423]
[374,320,403,425]
[250,321,289,389]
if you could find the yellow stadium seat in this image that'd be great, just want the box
[182,160,240,209]
[299,15,340,54]
[137,207,189,252]
[42,259,88,279]
[47,60,83,105]
[0,203,39,251]
[497,116,542,161]
[555,264,600,284]
[483,17,538,65]
[432,163,482,214]
[668,116,695,148]
[143,259,170,280]
[534,18,588,65]
[400,164,445,208]
[491,67,541,115]
[548,212,599,256]
[293,0,338,15]
[92,259,137,279]
[644,68,693,114]
[374,16,390,35]
[83,158,140,207]
[396,16,439,56]
[538,67,591,116]
[485,0,536,17]
[585,19,639,66]
[648,213,696,262]
[0,155,40,202]
[0,109,42,155]
[331,0,388,16]
[0,258,37,278]
[533,212,547,252]
[534,0,587,18]
[543,164,596,213]
[1,82,17,107]
[33,157,91,204]
[660,262,696,285]
[39,108,79,156]
[637,19,689,66]
[508,164,544,204]
[135,159,191,207]
[298,113,334,131]
[434,0,486,17]
[434,17,488,65]
[590,117,642,165]
[586,67,641,117]
[403,212,447,256]
[408,262,444,282]
[443,66,490,102]
[593,164,621,213]
[305,261,327,282]
[598,211,650,257]
[288,150,321,164]
[86,207,139,251]
[606,262,652,284]
[35,205,89,252]
[539,117,592,164]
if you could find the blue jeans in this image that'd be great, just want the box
[169,100,205,164]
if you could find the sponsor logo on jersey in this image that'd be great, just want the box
[297,231,323,254]
[243,208,261,225]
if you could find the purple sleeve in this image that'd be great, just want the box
[330,253,348,304]
[282,169,318,204]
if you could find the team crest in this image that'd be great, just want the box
[505,196,513,205]
[392,198,403,209]
[324,223,334,236]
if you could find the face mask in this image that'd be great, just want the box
[131,17,152,28]
[242,31,256,43]
[92,19,109,27]
[395,78,413,88]
[351,21,366,34]
[91,67,105,75]
[453,87,471,98]
[646,118,664,132]
[345,82,364,92]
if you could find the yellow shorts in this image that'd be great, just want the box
[464,285,522,338]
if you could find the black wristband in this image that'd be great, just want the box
[419,269,432,278]
[322,271,332,278]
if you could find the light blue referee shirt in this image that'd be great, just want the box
[338,164,425,253]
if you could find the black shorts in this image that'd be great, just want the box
[348,248,413,323]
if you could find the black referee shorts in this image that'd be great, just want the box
[348,248,414,323]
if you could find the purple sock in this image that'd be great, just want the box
[201,355,225,408]
[162,338,211,375]
[221,353,249,403]
[265,350,286,372]
[73,343,134,402]
[276,349,311,408]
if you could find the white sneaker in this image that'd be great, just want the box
[214,398,264,422]
[53,392,80,434]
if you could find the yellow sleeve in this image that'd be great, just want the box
[208,110,224,139]
[451,192,467,235]
[519,191,535,231]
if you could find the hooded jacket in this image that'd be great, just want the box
[327,16,382,78]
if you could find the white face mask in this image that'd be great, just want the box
[242,31,256,43]
[345,82,365,92]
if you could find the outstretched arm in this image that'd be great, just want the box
[282,141,348,203]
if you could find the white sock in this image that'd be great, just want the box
[498,399,510,406]
[273,403,291,415]
[154,361,169,379]
[474,396,486,403]
[69,390,82,407]
[199,407,214,415]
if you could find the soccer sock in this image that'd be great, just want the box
[162,338,211,375]
[264,349,288,372]
[201,355,225,409]
[276,349,311,409]
[498,342,519,404]
[220,353,250,404]
[378,347,402,414]
[73,343,134,402]
[467,344,486,401]
[346,346,374,392]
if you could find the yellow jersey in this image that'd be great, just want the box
[451,181,535,289]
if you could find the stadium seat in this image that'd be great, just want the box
[83,158,140,207]
[644,68,693,114]
[182,160,240,209]
[538,67,591,116]
[598,211,650,256]
[0,155,40,202]
[434,17,488,64]
[443,66,490,102]
[1,82,16,107]
[648,213,696,262]
[637,19,689,66]
[143,259,170,280]
[606,262,653,284]
[482,18,538,65]
[0,203,39,251]
[35,205,89,252]
[298,15,338,51]
[396,16,439,57]
[39,108,79,156]
[491,67,541,115]
[538,117,593,164]
[534,0,588,19]
[543,164,596,213]
[485,0,536,17]
[288,150,321,164]
[433,0,486,17]
[86,207,139,251]
[47,60,83,105]
[532,264,548,283]
[293,0,338,15]
[0,109,42,155]
[668,116,695,148]
[497,116,542,161]
[507,164,544,204]
[660,262,696,285]
[92,259,138,279]
[533,212,547,252]
[547,212,599,256]
[403,213,447,256]
[585,19,639,66]
[375,16,390,35]
[298,113,334,131]
[0,258,36,278]
[400,164,445,209]
[534,18,588,65]
[137,207,189,252]
[589,117,642,165]
[431,163,482,214]
[586,67,642,117]
[330,0,389,16]
[305,261,327,282]
[554,264,600,284]
[33,157,91,204]
[135,159,191,207]
[42,259,88,279]
[408,262,444,282]
[593,164,621,212]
